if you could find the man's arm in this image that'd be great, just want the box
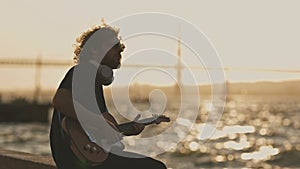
[52,88,77,119]
[102,111,119,127]
[117,121,145,136]
[52,88,120,125]
[53,88,144,135]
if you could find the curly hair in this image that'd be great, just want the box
[73,23,121,64]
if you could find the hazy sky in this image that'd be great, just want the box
[0,0,299,89]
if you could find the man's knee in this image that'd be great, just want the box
[157,161,167,169]
[152,160,167,169]
[143,159,167,169]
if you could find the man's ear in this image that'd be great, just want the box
[89,47,98,57]
[89,47,105,62]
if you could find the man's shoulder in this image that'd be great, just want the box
[64,65,77,77]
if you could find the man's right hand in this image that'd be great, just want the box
[118,121,145,136]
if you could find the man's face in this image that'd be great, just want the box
[101,41,125,69]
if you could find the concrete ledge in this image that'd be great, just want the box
[0,149,56,169]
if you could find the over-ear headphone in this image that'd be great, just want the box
[98,64,114,86]
[88,59,114,86]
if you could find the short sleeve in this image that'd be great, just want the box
[58,67,75,90]
[58,65,107,114]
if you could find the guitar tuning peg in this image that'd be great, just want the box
[84,143,92,150]
[91,147,98,153]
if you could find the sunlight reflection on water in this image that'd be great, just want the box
[241,145,279,161]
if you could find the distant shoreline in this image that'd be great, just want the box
[0,79,299,103]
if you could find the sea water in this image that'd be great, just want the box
[0,95,300,169]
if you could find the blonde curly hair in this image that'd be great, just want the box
[73,22,121,64]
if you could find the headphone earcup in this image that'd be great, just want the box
[99,65,114,86]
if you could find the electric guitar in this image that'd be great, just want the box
[61,114,170,165]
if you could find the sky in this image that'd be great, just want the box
[0,0,300,90]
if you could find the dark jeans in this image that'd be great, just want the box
[95,151,166,169]
[51,134,166,169]
[53,147,167,169]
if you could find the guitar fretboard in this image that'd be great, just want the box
[137,117,158,126]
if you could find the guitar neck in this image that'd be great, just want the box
[137,117,157,126]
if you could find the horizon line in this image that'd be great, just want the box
[0,78,299,92]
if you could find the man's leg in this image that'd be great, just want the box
[95,151,167,169]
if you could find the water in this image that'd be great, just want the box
[0,122,51,155]
[0,95,300,169]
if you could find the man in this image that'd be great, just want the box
[50,24,167,169]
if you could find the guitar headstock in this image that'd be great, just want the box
[152,114,170,124]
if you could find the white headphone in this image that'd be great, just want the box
[89,59,114,86]
[98,64,114,86]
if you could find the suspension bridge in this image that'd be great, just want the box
[1,28,299,102]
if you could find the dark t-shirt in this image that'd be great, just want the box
[50,64,108,168]
[58,64,108,113]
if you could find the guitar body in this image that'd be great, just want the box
[62,117,108,165]
[61,114,170,166]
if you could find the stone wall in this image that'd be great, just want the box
[0,149,56,169]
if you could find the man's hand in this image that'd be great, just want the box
[118,122,145,136]
[128,122,145,136]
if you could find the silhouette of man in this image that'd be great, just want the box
[50,23,167,169]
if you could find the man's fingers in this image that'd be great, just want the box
[133,114,141,121]
[132,123,144,133]
[136,123,145,130]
